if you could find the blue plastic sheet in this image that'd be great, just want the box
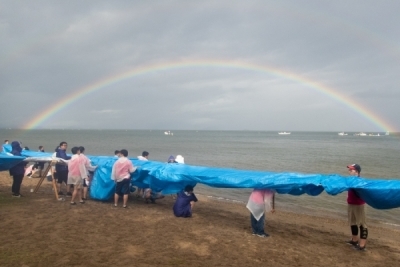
[1,145,400,209]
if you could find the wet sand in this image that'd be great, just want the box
[1,171,400,267]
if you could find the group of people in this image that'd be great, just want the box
[112,149,197,217]
[246,163,367,251]
[5,139,368,249]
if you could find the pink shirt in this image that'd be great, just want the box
[246,189,275,220]
[79,154,96,172]
[68,154,87,178]
[111,157,136,182]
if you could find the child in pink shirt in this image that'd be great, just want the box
[111,149,136,208]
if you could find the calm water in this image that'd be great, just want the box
[2,129,400,226]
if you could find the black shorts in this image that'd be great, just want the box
[83,179,88,187]
[57,170,68,184]
[115,179,130,196]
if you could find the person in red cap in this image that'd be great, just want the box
[346,164,368,251]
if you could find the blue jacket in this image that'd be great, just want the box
[55,148,71,172]
[9,141,26,176]
[173,190,198,217]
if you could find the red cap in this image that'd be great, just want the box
[347,164,361,173]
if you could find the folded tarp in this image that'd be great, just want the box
[0,153,26,171]
[1,148,400,209]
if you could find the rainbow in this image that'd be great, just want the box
[23,59,395,131]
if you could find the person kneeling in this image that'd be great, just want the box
[173,185,198,218]
[143,188,165,204]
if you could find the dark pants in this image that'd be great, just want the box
[251,213,265,235]
[12,174,24,195]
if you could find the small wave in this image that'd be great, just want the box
[198,193,245,204]
[381,222,400,227]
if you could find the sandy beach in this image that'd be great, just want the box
[1,171,400,267]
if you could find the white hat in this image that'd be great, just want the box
[175,155,184,164]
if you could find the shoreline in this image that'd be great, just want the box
[199,193,400,230]
[1,171,400,266]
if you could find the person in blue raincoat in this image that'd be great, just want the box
[9,141,26,197]
[173,185,198,217]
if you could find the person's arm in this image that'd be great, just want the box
[111,162,116,182]
[128,161,135,173]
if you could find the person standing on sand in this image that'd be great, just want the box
[346,164,368,251]
[137,151,149,161]
[56,142,71,196]
[79,146,97,200]
[67,147,86,205]
[9,141,27,197]
[173,185,198,217]
[111,149,136,208]
[136,151,149,196]
[246,189,276,238]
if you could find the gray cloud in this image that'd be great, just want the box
[1,0,399,131]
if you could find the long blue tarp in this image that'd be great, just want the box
[2,144,400,209]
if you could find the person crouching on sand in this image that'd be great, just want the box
[346,164,368,251]
[246,189,276,238]
[67,147,86,205]
[111,149,136,208]
[173,185,198,218]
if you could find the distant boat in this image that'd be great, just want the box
[386,131,390,136]
[278,132,291,135]
[368,133,380,137]
[164,131,173,136]
[354,132,367,136]
[338,132,348,136]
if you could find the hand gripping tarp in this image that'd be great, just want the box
[1,147,400,210]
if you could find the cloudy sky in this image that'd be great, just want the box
[1,0,399,131]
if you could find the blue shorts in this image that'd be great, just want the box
[115,179,130,196]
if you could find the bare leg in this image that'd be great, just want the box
[123,194,128,207]
[78,187,83,202]
[83,187,88,199]
[71,186,77,203]
[114,194,119,206]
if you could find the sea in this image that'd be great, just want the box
[2,129,400,227]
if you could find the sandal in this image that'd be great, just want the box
[123,205,127,208]
[70,202,76,205]
[80,201,85,204]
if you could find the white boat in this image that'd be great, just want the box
[338,132,348,136]
[386,131,390,136]
[164,131,173,136]
[278,132,291,135]
[354,132,367,136]
[368,133,380,137]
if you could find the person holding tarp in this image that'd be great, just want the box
[9,141,26,197]
[111,149,136,208]
[79,146,97,200]
[346,164,368,251]
[246,189,276,238]
[55,142,71,196]
[67,147,87,205]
